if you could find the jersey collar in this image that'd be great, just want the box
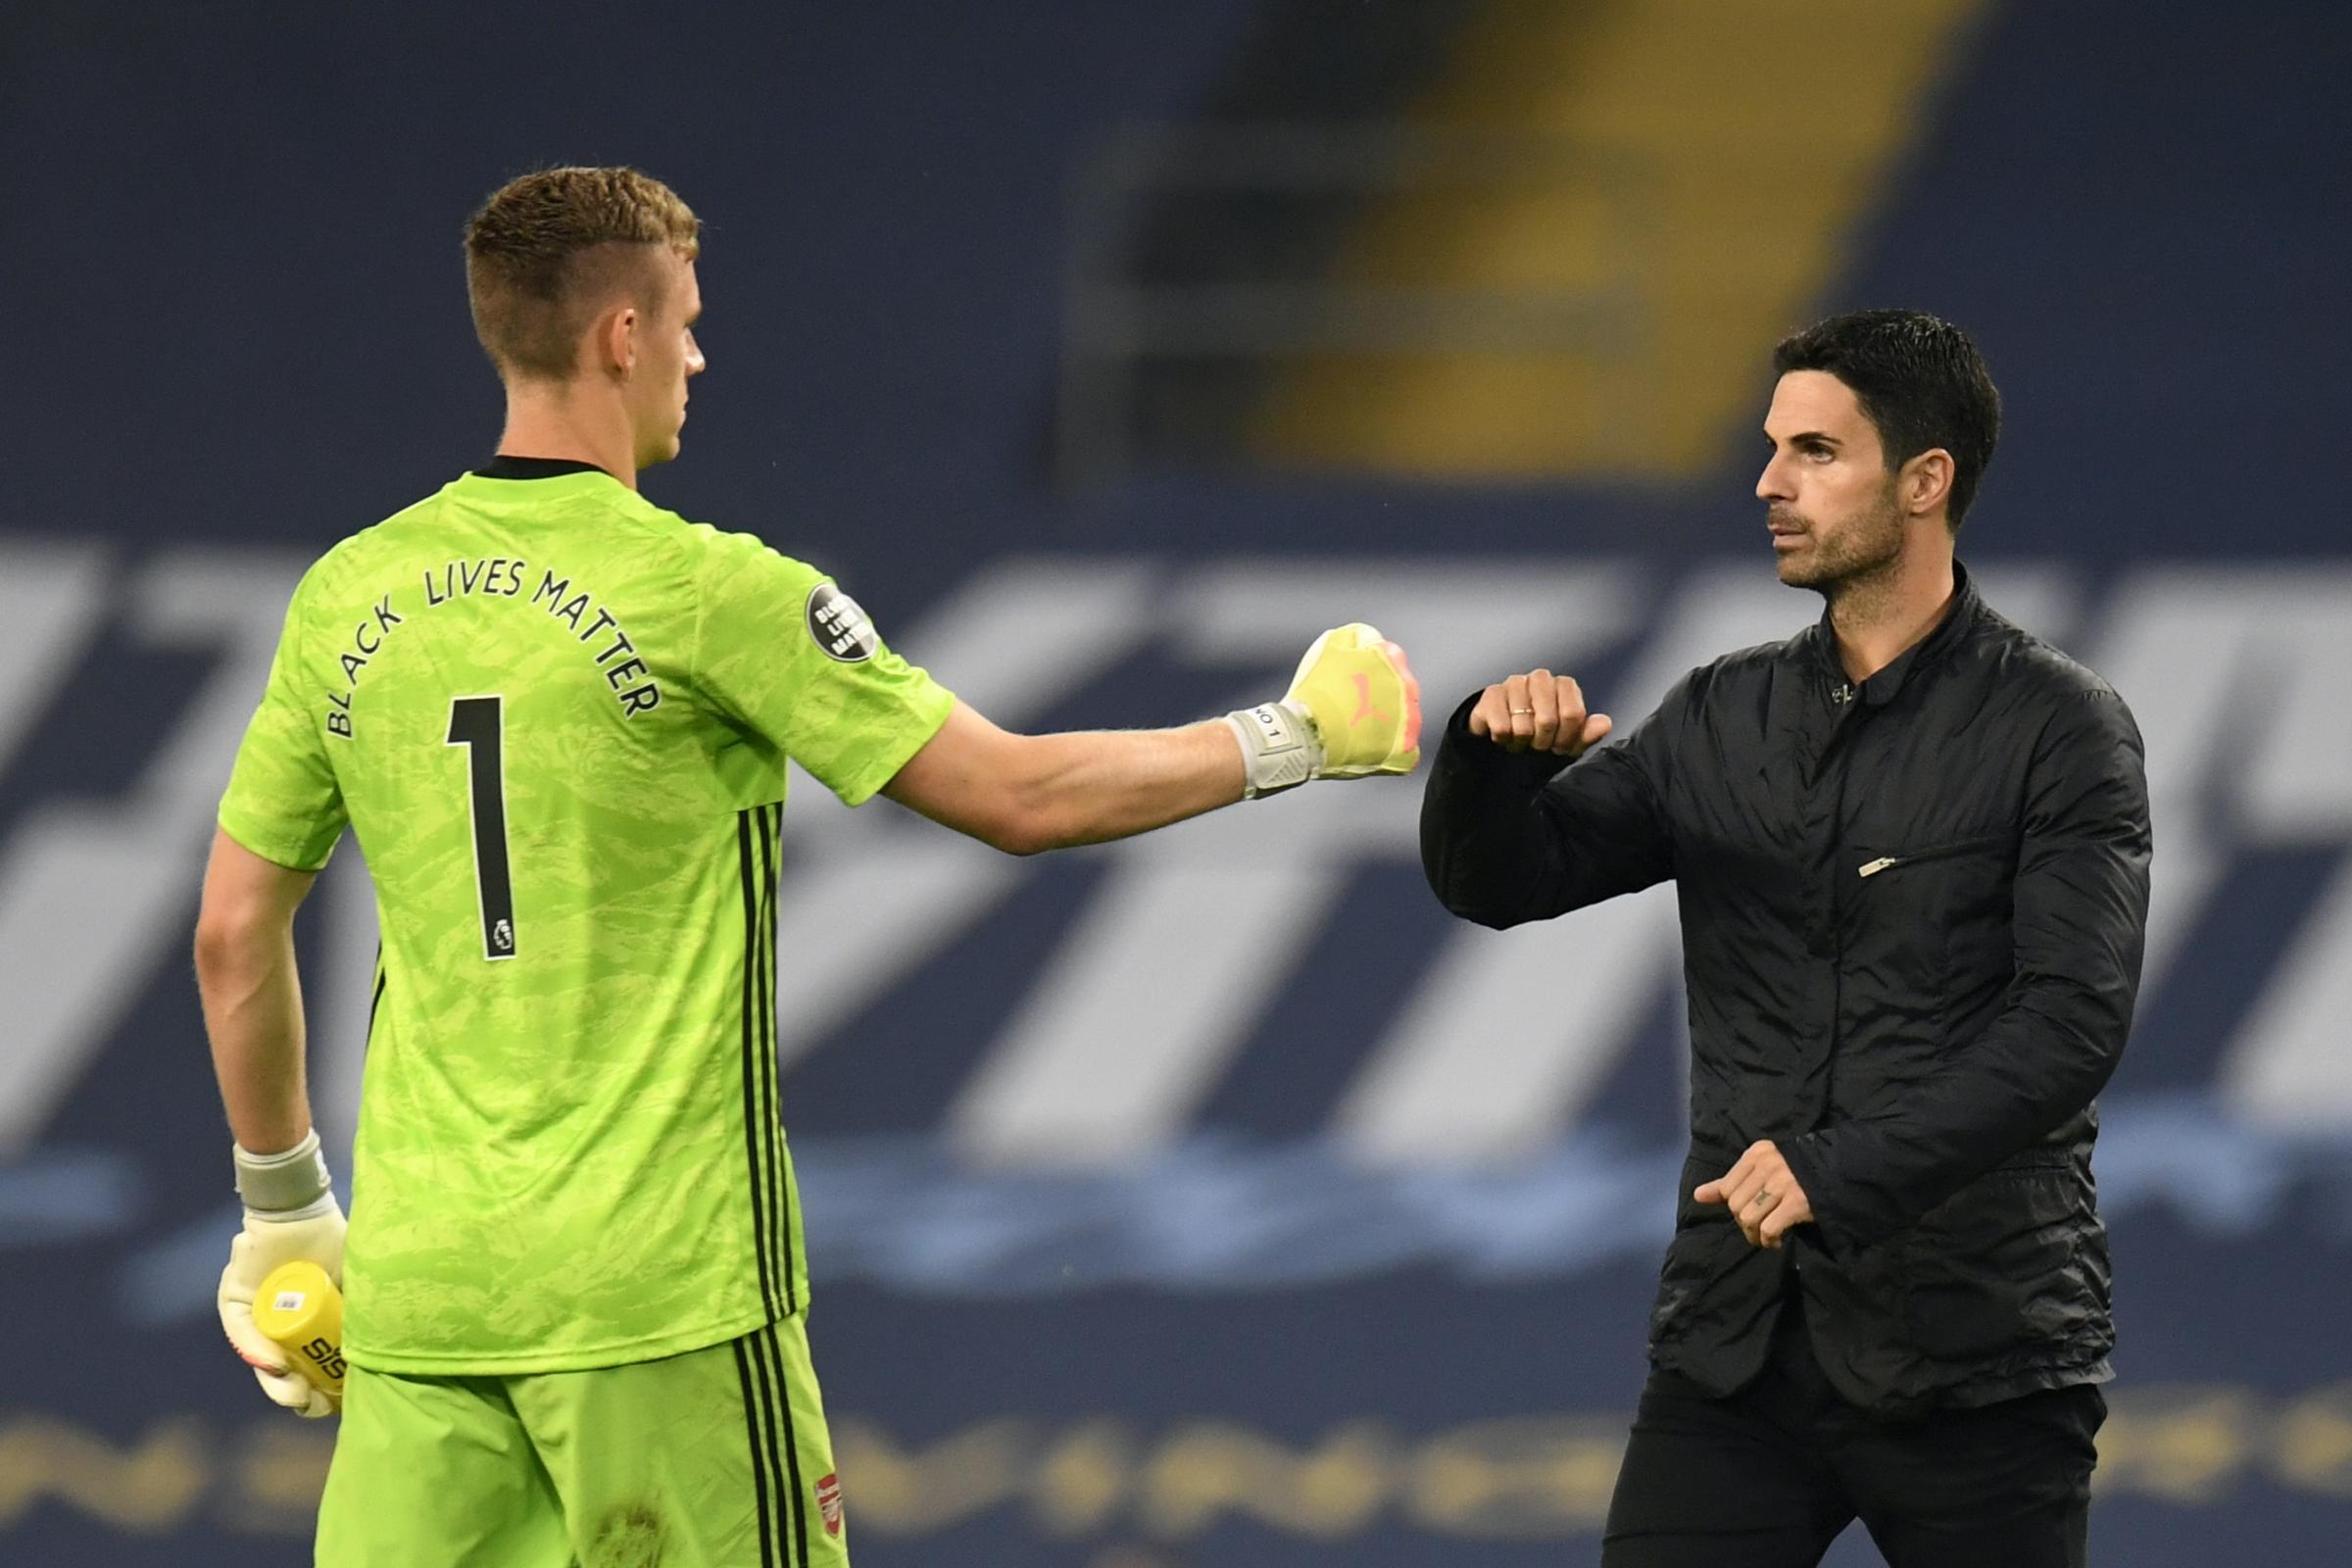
[471,455,613,481]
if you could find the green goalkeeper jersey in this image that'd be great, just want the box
[218,460,955,1374]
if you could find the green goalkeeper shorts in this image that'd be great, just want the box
[316,1313,848,1567]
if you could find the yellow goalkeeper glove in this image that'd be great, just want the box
[1226,623,1422,797]
[219,1131,345,1419]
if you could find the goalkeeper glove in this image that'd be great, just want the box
[1226,622,1422,798]
[218,1129,346,1418]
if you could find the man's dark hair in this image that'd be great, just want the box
[1772,309,2002,529]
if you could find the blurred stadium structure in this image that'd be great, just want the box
[6,2,2350,1564]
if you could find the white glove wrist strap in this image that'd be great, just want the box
[234,1129,333,1214]
[1224,700,1322,799]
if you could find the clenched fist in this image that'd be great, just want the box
[1467,669,1613,758]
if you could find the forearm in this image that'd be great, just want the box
[205,893,343,1420]
[1421,738,1570,926]
[885,631,1419,854]
[1422,695,1666,927]
[1006,721,1246,852]
[196,919,313,1155]
[1786,997,2129,1256]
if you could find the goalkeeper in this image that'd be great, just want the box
[195,165,1419,1568]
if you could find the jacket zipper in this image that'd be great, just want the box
[1820,680,1871,1193]
[1856,834,2011,879]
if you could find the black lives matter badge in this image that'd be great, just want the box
[807,582,879,662]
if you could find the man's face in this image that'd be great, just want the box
[1755,370,1904,592]
[625,252,706,469]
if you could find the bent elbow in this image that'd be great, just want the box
[974,734,1068,856]
[1446,897,1532,932]
[972,795,1059,858]
[1424,856,1537,930]
[193,908,262,985]
[987,820,1055,858]
[192,922,225,981]
[193,890,290,978]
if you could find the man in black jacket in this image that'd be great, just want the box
[1421,310,2150,1568]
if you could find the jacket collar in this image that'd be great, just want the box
[1807,560,1984,708]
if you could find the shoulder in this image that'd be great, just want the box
[1965,604,2141,751]
[298,478,518,600]
[670,522,850,648]
[671,517,831,592]
[1968,603,2132,710]
[504,500,836,626]
[283,496,441,618]
[662,520,897,670]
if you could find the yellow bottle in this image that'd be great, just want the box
[253,1260,347,1400]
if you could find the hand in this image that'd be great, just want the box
[1467,669,1612,758]
[1693,1140,1814,1250]
[219,1138,348,1419]
[1228,623,1422,796]
[1287,623,1422,778]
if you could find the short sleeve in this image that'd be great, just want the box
[218,568,349,871]
[690,528,955,806]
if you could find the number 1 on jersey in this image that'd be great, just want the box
[446,696,517,960]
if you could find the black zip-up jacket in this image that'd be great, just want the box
[1421,565,2151,1413]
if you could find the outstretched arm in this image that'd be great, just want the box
[884,710,1250,859]
[885,624,1422,855]
[884,705,1245,854]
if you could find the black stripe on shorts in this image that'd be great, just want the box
[732,1336,779,1568]
[746,1324,806,1566]
[767,1321,811,1568]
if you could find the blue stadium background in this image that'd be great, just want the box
[6,2,2350,1563]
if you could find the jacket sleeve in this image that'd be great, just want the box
[1419,681,1680,928]
[1784,687,2152,1257]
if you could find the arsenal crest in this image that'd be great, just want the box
[815,1472,845,1538]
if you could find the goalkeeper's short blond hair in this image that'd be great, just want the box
[463,167,700,381]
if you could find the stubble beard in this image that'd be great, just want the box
[1773,484,1906,614]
